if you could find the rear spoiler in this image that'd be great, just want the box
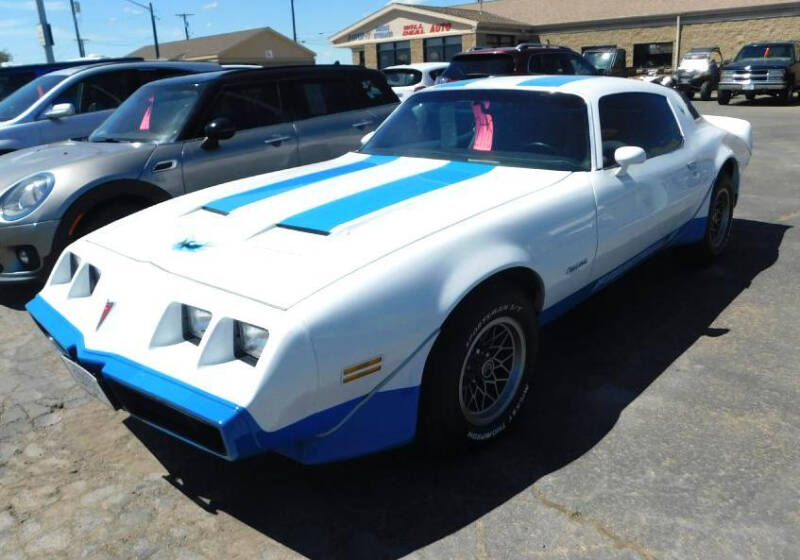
[703,114,753,153]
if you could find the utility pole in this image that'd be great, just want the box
[69,0,86,58]
[175,12,194,40]
[34,0,55,63]
[122,0,160,58]
[290,0,297,42]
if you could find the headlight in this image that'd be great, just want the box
[0,172,55,221]
[182,305,212,344]
[234,321,268,364]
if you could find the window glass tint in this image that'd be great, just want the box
[352,75,396,107]
[377,41,411,69]
[362,89,590,172]
[383,69,422,87]
[0,74,63,120]
[0,71,37,101]
[484,34,515,48]
[424,36,462,62]
[429,67,446,81]
[441,54,514,81]
[530,53,596,75]
[564,54,598,75]
[289,78,353,119]
[208,82,285,130]
[73,70,142,113]
[90,81,206,144]
[736,44,793,60]
[599,92,683,166]
[136,68,188,85]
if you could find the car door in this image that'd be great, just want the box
[283,74,382,166]
[180,79,298,192]
[590,92,697,281]
[37,69,143,144]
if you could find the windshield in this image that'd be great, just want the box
[384,69,422,87]
[0,74,64,121]
[441,54,515,81]
[584,51,614,70]
[361,90,590,172]
[736,44,793,61]
[90,81,207,144]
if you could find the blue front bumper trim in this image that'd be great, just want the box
[26,295,420,463]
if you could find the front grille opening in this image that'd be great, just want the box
[106,379,226,456]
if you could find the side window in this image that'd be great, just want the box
[287,78,354,119]
[528,54,563,74]
[207,81,285,131]
[564,54,597,75]
[76,70,142,113]
[136,69,188,87]
[350,74,396,108]
[599,92,683,166]
[429,68,445,82]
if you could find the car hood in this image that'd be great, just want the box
[722,59,791,71]
[0,140,155,184]
[88,152,572,309]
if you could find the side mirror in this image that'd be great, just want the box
[43,103,76,119]
[202,117,235,150]
[614,146,646,174]
[360,130,375,147]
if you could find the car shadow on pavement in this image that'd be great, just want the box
[0,282,41,311]
[126,218,789,559]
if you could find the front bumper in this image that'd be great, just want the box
[719,81,787,92]
[0,220,59,283]
[675,72,712,88]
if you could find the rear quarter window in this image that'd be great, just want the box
[350,73,398,107]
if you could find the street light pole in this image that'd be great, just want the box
[34,0,55,63]
[69,0,86,58]
[290,0,297,42]
[149,2,161,58]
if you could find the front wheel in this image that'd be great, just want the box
[418,285,537,453]
[718,90,731,105]
[699,80,713,101]
[691,173,734,262]
[779,86,793,105]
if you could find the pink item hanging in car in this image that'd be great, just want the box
[472,100,494,151]
[139,95,155,131]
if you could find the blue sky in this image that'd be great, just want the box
[0,0,468,65]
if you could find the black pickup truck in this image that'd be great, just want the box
[718,41,800,105]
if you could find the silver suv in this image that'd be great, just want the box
[0,65,398,283]
[0,61,220,154]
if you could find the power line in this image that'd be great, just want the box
[175,12,194,40]
[120,0,160,58]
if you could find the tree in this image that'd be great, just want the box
[0,50,11,64]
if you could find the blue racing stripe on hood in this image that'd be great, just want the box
[203,154,397,215]
[279,160,494,235]
[518,75,594,87]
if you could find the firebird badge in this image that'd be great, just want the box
[96,300,115,330]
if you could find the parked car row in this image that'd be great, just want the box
[0,63,398,282]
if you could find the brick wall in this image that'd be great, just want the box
[411,38,424,63]
[679,15,800,60]
[539,25,676,68]
[364,45,378,69]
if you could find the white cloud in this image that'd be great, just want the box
[122,6,143,16]
[0,1,66,10]
[203,1,219,10]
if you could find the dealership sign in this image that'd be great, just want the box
[341,16,467,45]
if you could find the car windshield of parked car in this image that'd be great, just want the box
[583,51,613,70]
[735,44,793,61]
[384,69,422,87]
[362,89,590,172]
[441,54,515,81]
[90,81,207,144]
[0,74,64,121]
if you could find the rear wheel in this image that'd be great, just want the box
[699,80,713,101]
[745,93,756,101]
[418,284,537,454]
[691,173,734,262]
[717,90,731,105]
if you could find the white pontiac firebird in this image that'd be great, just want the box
[28,76,752,464]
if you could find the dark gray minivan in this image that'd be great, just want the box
[0,65,398,283]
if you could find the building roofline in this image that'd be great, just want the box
[330,4,479,42]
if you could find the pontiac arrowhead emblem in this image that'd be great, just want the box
[96,300,115,330]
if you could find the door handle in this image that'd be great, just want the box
[351,120,373,130]
[264,135,291,146]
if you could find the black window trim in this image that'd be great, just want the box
[597,91,685,170]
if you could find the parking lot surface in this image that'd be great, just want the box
[1,96,799,559]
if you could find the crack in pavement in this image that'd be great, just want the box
[531,485,658,560]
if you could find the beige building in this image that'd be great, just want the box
[129,27,315,66]
[331,0,800,70]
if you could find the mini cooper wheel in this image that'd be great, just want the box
[692,173,735,262]
[418,284,537,453]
